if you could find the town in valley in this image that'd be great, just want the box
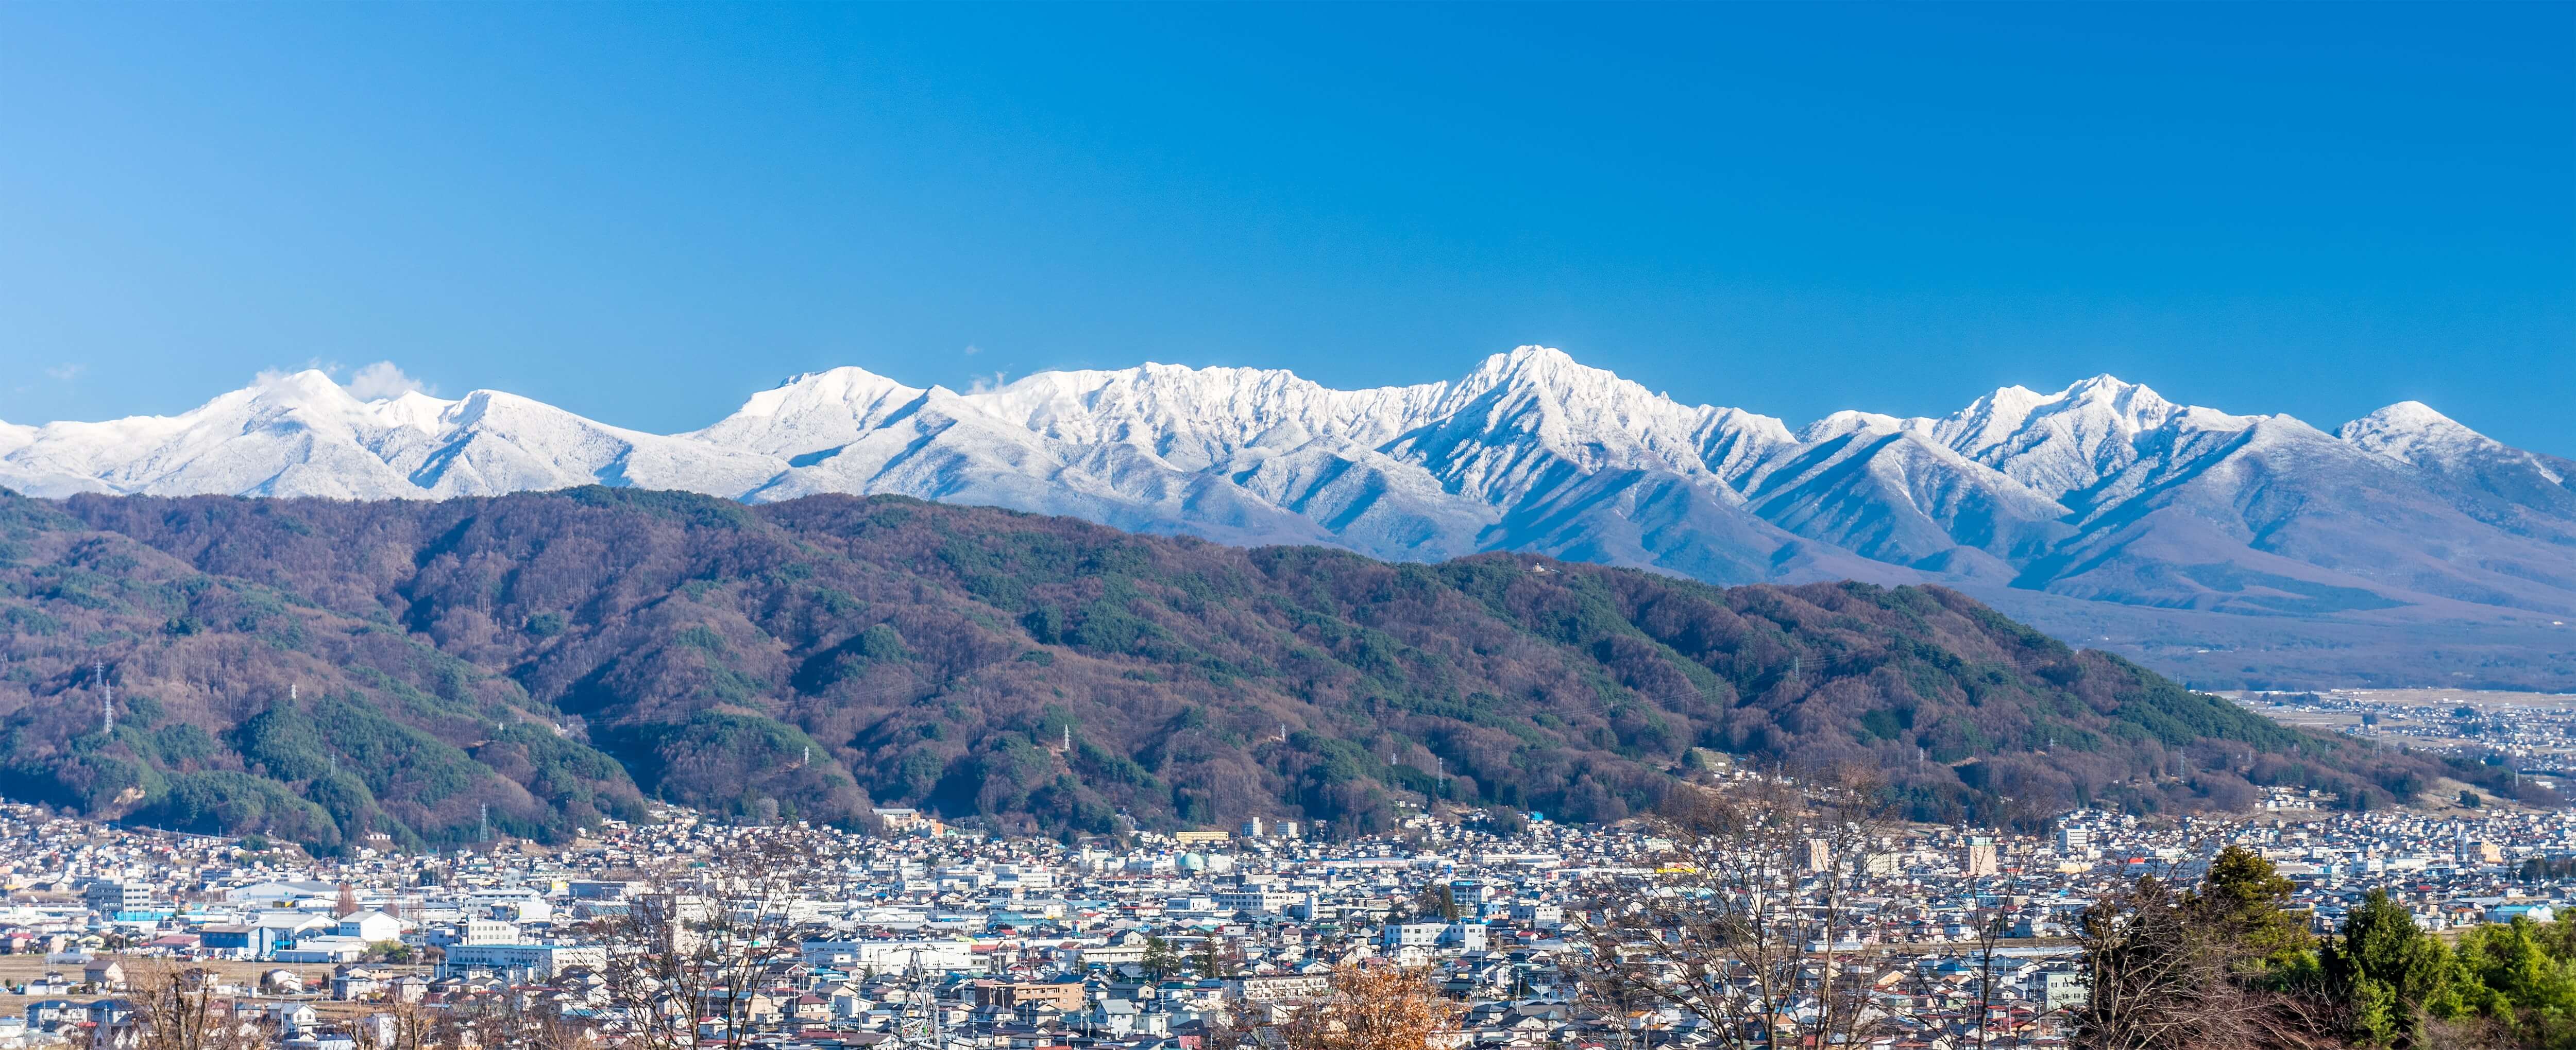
[8,698,2576,1050]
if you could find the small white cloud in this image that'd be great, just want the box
[964,371,1009,395]
[253,358,335,390]
[43,364,82,382]
[962,344,984,356]
[344,361,434,401]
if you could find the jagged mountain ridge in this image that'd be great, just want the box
[7,348,2572,688]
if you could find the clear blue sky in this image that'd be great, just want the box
[2,3,2569,452]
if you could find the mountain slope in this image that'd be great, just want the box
[0,489,2477,852]
[0,496,645,852]
[6,349,2571,689]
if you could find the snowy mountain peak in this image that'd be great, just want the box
[1911,375,2231,498]
[1448,345,1615,400]
[1800,410,1907,443]
[231,369,380,424]
[2032,373,2175,429]
[2340,401,2498,467]
[690,367,928,457]
[2345,400,2469,438]
[2060,371,2155,401]
[370,390,459,433]
[255,367,349,400]
[947,362,1361,470]
[1468,342,1579,372]
[752,367,924,414]
[2359,399,2455,427]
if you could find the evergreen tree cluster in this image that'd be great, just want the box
[2080,846,2576,1049]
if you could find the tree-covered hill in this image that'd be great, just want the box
[0,487,2481,851]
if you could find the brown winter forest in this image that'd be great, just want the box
[0,487,2504,854]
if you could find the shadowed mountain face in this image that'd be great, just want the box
[5,349,2571,688]
[0,488,2472,852]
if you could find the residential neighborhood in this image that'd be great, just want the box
[4,771,2576,1049]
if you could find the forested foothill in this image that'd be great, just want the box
[0,487,2509,853]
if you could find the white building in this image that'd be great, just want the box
[1378,921,1486,952]
[799,939,976,974]
[1213,890,1303,915]
[439,944,606,980]
[336,911,403,943]
[460,919,522,946]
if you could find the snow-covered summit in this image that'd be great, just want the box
[2340,401,2497,466]
[691,367,929,458]
[1917,374,2259,498]
[369,390,460,433]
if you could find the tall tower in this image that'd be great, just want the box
[94,663,112,734]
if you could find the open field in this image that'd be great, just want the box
[2228,688,2576,745]
[2324,688,2576,708]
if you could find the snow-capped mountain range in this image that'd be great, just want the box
[8,347,2573,682]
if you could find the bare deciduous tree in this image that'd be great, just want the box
[445,989,594,1050]
[2069,874,2336,1050]
[107,964,262,1050]
[351,993,444,1050]
[583,829,819,1050]
[1567,776,1898,1050]
[1243,964,1462,1050]
[1964,887,2039,1049]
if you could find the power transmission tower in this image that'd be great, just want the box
[901,948,945,1050]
